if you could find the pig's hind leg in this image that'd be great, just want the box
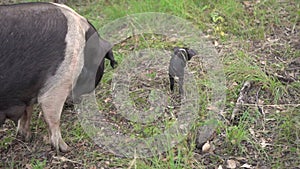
[17,105,34,142]
[39,83,71,153]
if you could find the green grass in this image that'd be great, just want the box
[224,50,287,104]
[30,159,47,169]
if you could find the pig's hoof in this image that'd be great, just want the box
[52,142,70,153]
[58,140,70,153]
[17,129,32,142]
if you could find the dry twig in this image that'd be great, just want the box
[53,156,83,165]
[231,81,251,121]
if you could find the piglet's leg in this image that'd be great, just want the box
[179,76,184,95]
[169,74,175,92]
[17,105,33,142]
[39,84,70,153]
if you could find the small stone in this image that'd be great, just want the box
[202,142,211,153]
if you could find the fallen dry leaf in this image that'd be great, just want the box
[168,37,178,42]
[214,40,219,46]
[227,159,237,169]
[249,128,255,136]
[241,163,252,168]
[89,165,97,169]
[25,164,32,169]
[104,97,112,103]
[235,156,247,161]
[260,60,266,65]
[260,138,272,148]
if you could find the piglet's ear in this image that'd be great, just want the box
[187,49,197,56]
[173,47,180,55]
[187,49,197,60]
